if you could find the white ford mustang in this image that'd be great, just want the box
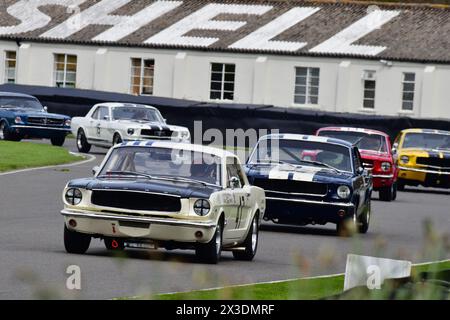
[61,141,266,263]
[71,102,190,153]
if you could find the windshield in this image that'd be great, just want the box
[112,106,163,122]
[248,138,353,172]
[318,130,387,153]
[402,132,450,150]
[0,96,43,110]
[99,147,222,186]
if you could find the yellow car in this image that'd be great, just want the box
[393,129,450,190]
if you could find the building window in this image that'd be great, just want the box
[54,54,77,88]
[210,63,235,101]
[363,71,376,109]
[130,58,154,95]
[4,51,16,83]
[401,72,415,111]
[294,67,320,105]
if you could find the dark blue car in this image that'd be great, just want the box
[245,134,373,236]
[0,92,71,146]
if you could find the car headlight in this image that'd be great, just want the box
[181,131,190,139]
[193,199,210,216]
[65,188,82,205]
[337,185,351,199]
[381,162,391,172]
[400,155,409,164]
[65,119,71,127]
[127,128,135,135]
[15,116,22,124]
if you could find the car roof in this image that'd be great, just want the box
[259,133,353,148]
[0,91,37,99]
[318,126,389,137]
[400,128,450,135]
[114,140,236,159]
[94,102,157,110]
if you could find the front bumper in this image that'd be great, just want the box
[371,174,395,189]
[61,209,217,243]
[264,197,355,225]
[10,125,71,138]
[398,166,450,188]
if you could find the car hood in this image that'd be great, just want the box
[67,178,221,198]
[4,108,69,119]
[246,163,354,184]
[359,149,391,161]
[400,148,450,158]
[112,120,188,131]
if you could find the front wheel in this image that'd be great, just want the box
[0,121,20,141]
[379,185,393,201]
[196,223,222,264]
[51,135,66,146]
[113,133,122,145]
[358,201,371,234]
[64,225,91,254]
[397,180,405,191]
[77,129,91,153]
[233,214,259,261]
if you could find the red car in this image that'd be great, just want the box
[316,127,398,201]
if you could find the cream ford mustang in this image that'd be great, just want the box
[71,102,191,153]
[61,141,266,264]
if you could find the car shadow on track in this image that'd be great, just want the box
[83,248,235,264]
[260,223,337,237]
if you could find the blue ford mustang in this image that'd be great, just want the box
[245,134,373,236]
[0,92,71,146]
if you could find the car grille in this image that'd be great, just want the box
[91,190,181,212]
[253,178,328,196]
[27,117,64,126]
[140,129,173,138]
[416,157,450,170]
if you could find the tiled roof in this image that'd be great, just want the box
[0,0,449,63]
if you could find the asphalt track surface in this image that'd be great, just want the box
[0,139,448,299]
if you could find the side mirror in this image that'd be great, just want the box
[43,106,48,113]
[356,167,364,175]
[103,115,110,121]
[229,176,241,189]
[391,143,398,155]
[92,166,100,176]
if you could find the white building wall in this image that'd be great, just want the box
[0,40,449,120]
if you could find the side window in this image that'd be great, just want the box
[98,107,109,120]
[354,148,362,170]
[226,158,246,188]
[91,107,101,119]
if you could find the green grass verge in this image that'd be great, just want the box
[0,141,83,172]
[142,260,449,300]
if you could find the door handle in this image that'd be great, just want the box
[246,193,251,198]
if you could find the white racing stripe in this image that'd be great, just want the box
[268,165,323,181]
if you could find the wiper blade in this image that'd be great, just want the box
[99,171,154,179]
[295,159,341,172]
[155,175,215,187]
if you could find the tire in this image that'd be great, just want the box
[76,129,91,153]
[233,214,259,261]
[0,121,20,141]
[379,185,393,201]
[113,133,122,145]
[50,135,66,146]
[392,182,398,201]
[104,238,125,251]
[337,210,358,237]
[397,180,405,191]
[196,222,223,264]
[358,201,371,234]
[64,225,91,254]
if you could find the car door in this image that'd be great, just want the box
[86,106,101,140]
[223,157,253,240]
[353,148,369,213]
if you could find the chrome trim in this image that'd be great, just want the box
[61,209,216,228]
[265,189,327,197]
[266,197,354,207]
[399,166,450,175]
[372,174,394,179]
[11,125,71,131]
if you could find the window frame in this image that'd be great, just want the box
[4,51,17,84]
[401,72,416,111]
[294,67,320,106]
[53,53,77,88]
[362,72,376,110]
[130,58,155,96]
[210,63,236,101]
